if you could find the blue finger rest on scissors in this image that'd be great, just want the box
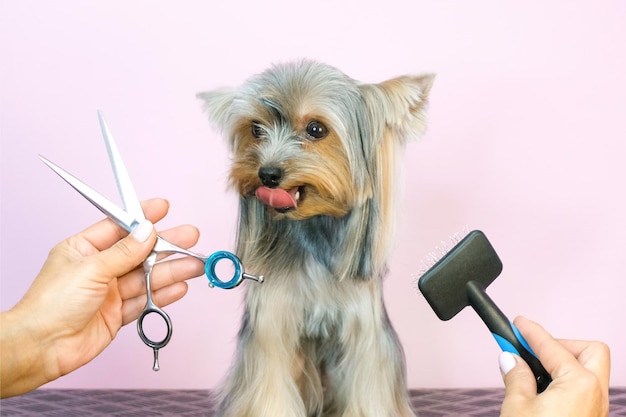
[206,251,243,289]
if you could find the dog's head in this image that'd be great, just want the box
[198,60,434,221]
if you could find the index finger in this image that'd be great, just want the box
[513,316,583,379]
[557,338,611,395]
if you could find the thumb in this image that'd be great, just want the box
[499,351,537,398]
[93,220,156,280]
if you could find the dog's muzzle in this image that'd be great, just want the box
[256,167,300,211]
[258,166,283,188]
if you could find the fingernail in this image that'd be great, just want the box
[499,351,517,376]
[131,220,154,243]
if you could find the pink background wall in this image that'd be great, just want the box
[2,1,624,390]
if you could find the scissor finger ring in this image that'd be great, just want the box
[137,302,172,372]
[205,250,264,289]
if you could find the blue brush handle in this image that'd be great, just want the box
[466,281,552,393]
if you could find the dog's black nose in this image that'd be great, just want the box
[258,167,283,188]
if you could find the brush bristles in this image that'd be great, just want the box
[411,226,471,289]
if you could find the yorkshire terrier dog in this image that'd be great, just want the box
[198,60,434,417]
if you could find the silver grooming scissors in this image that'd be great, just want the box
[39,111,263,371]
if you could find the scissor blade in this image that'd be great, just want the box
[97,110,146,223]
[39,155,139,232]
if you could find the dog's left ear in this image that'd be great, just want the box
[360,73,435,141]
[196,88,237,132]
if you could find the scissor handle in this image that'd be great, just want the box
[136,303,173,350]
[205,251,246,289]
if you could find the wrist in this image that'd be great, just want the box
[0,306,61,397]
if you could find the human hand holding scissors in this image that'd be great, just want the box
[40,111,263,371]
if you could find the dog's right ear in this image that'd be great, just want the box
[359,73,435,143]
[196,88,236,132]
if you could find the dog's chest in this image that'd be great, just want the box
[249,265,364,341]
[300,276,347,339]
[243,214,375,339]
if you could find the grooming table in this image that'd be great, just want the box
[2,388,626,416]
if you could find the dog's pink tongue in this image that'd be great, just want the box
[255,187,298,209]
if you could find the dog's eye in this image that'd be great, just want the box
[251,122,264,139]
[305,121,328,140]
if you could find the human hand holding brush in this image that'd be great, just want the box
[417,230,610,415]
[499,316,610,417]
